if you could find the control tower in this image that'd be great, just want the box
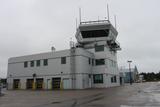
[75,19,121,88]
[75,20,121,51]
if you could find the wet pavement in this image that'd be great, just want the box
[0,82,160,107]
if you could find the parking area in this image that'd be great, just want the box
[1,82,160,107]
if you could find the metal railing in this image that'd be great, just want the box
[80,20,110,25]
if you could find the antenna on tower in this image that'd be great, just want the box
[79,7,82,24]
[114,15,117,29]
[70,37,75,48]
[107,4,110,21]
[76,18,78,30]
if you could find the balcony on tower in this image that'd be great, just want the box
[75,20,118,44]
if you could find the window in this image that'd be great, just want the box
[81,29,109,38]
[43,59,48,66]
[95,59,105,66]
[61,57,66,64]
[114,76,117,83]
[95,45,104,52]
[88,58,91,65]
[92,59,94,66]
[36,60,40,67]
[30,61,34,67]
[93,74,103,83]
[111,76,117,83]
[24,61,28,68]
[111,77,114,83]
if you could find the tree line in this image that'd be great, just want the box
[140,72,160,81]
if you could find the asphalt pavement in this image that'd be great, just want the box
[0,82,160,107]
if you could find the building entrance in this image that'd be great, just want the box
[13,79,20,89]
[52,78,61,89]
[36,78,43,89]
[26,79,34,89]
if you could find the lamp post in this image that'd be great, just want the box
[127,60,132,85]
[0,78,1,95]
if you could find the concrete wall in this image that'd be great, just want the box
[7,48,94,89]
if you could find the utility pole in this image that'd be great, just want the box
[0,78,1,95]
[127,60,132,85]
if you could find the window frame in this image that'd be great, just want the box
[111,76,117,83]
[95,59,105,66]
[114,76,117,83]
[88,58,91,65]
[36,60,41,67]
[92,59,94,66]
[43,59,48,66]
[61,57,66,64]
[24,61,28,68]
[93,74,103,84]
[30,61,34,67]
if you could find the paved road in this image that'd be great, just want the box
[0,82,160,107]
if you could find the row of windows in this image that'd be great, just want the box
[88,58,116,67]
[24,57,66,68]
[95,45,116,57]
[93,74,117,84]
[88,58,105,66]
[93,74,103,83]
[24,59,48,68]
[23,57,115,68]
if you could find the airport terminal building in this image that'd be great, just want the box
[7,20,121,90]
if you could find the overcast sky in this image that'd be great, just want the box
[0,0,160,78]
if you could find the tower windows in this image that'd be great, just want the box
[93,74,103,83]
[61,57,66,64]
[95,59,105,65]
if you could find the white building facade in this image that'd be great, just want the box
[7,20,121,90]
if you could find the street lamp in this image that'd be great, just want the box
[127,60,132,85]
[0,78,1,95]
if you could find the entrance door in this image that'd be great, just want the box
[13,79,20,89]
[120,77,123,85]
[26,79,34,89]
[47,79,51,90]
[52,78,61,89]
[63,78,71,89]
[36,78,43,89]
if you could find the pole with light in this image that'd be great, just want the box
[0,78,1,95]
[127,60,132,85]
